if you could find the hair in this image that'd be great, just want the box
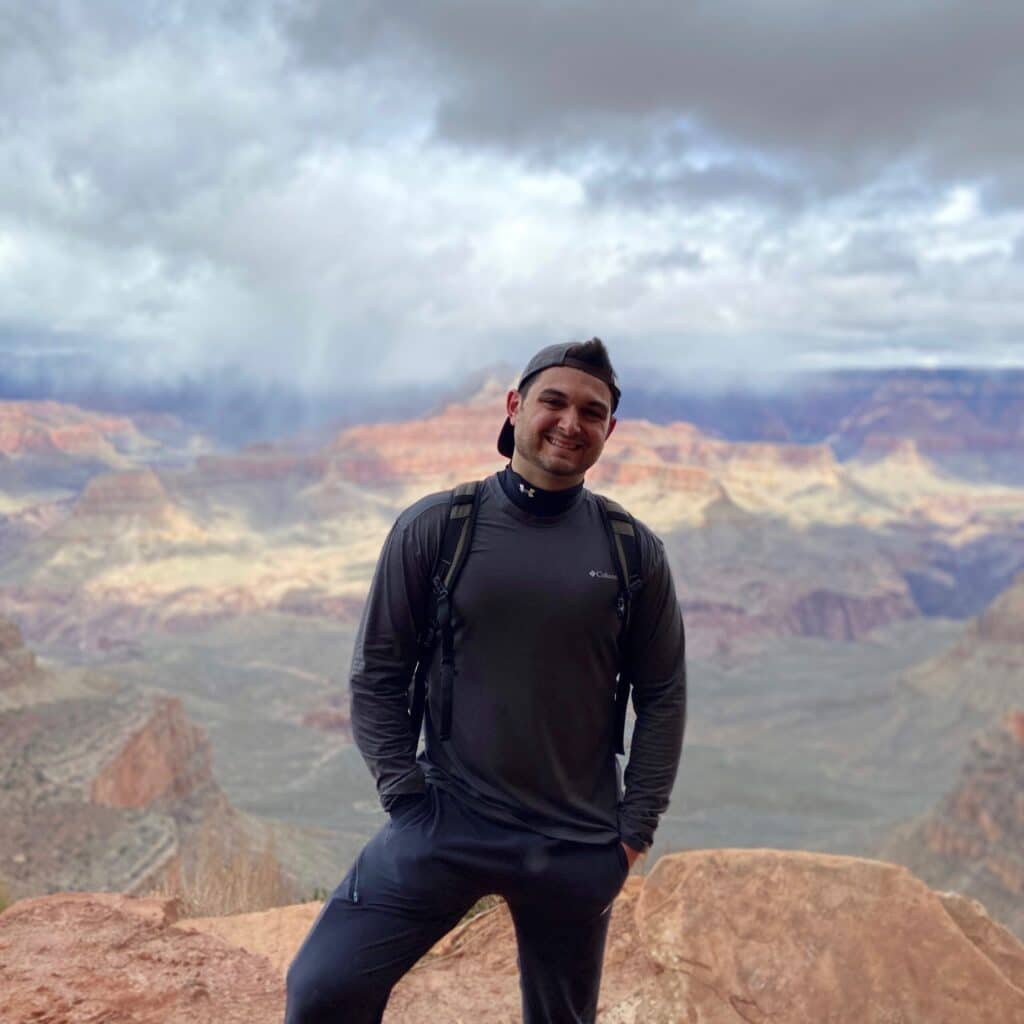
[518,337,618,407]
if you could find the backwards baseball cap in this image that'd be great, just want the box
[497,339,621,458]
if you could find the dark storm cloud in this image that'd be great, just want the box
[286,0,1024,203]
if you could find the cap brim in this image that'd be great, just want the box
[497,418,515,458]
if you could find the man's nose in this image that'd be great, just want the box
[558,406,583,434]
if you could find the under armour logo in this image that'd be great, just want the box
[519,483,536,498]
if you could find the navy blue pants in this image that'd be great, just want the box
[285,785,629,1023]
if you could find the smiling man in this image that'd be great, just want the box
[286,339,687,1024]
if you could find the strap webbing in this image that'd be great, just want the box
[597,495,644,754]
[409,482,481,742]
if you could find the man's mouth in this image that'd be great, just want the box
[545,435,583,451]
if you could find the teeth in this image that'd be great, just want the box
[546,436,581,450]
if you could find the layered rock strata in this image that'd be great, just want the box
[883,710,1024,938]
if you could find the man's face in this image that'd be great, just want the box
[506,365,617,489]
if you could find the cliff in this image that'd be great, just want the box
[3,850,1023,1023]
[0,618,39,690]
[0,618,252,903]
[905,572,1024,713]
[883,710,1024,938]
[90,697,214,809]
[0,401,146,463]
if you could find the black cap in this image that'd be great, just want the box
[498,340,620,458]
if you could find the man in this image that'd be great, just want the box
[286,339,686,1023]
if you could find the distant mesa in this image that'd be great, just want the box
[0,401,154,464]
[73,467,172,517]
[829,374,1024,461]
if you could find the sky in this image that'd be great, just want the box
[2,0,1024,396]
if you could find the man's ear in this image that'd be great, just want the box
[506,389,522,423]
[605,415,617,441]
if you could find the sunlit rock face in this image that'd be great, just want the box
[3,382,1024,659]
[0,401,146,462]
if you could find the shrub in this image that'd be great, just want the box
[152,822,298,917]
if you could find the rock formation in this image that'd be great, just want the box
[4,850,1024,1023]
[0,894,281,1024]
[883,710,1024,938]
[0,619,268,905]
[0,618,39,690]
[0,401,147,462]
[90,697,214,809]
[905,573,1024,713]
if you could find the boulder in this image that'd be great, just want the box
[4,851,1023,1024]
[0,892,282,1023]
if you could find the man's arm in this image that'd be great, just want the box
[349,499,446,812]
[617,528,687,853]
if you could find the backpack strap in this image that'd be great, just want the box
[409,481,482,742]
[596,495,645,754]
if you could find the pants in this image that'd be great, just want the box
[285,784,630,1023]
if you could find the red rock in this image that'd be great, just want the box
[6,853,1023,1023]
[91,698,213,809]
[0,401,140,459]
[0,893,282,1023]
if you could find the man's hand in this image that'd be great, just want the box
[621,842,642,869]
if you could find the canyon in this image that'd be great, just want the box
[0,369,1022,937]
[0,618,305,907]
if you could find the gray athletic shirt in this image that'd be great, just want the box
[349,473,686,851]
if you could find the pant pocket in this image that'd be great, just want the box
[614,840,629,875]
[343,851,361,903]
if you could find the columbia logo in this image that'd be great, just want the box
[588,569,617,580]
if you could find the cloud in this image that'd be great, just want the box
[831,230,920,278]
[0,0,1022,402]
[287,1,1024,200]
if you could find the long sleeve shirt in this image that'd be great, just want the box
[349,473,686,851]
